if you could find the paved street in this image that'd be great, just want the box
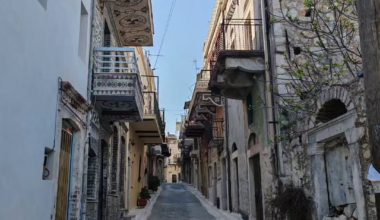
[147,184,216,220]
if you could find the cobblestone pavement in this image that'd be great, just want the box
[147,183,216,220]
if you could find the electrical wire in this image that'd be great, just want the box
[153,0,177,69]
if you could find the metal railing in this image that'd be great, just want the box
[143,92,164,136]
[206,118,224,147]
[209,19,263,70]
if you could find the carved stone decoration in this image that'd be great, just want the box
[105,115,141,122]
[60,81,92,115]
[124,35,150,46]
[113,0,143,7]
[119,14,147,28]
[100,101,135,111]
[93,71,144,122]
[107,0,153,46]
[197,105,217,115]
[203,93,224,106]
[195,111,213,120]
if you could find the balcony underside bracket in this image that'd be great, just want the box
[210,51,265,100]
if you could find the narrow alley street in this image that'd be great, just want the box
[2,0,380,220]
[147,184,216,220]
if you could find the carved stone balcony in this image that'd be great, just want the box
[208,19,265,100]
[102,0,154,46]
[92,47,143,122]
[187,70,224,130]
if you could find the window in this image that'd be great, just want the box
[38,0,48,9]
[78,2,89,61]
[316,99,347,123]
[249,133,257,148]
[294,47,301,55]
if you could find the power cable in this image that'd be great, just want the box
[154,0,177,69]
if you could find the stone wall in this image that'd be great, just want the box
[269,0,376,217]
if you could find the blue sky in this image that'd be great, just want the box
[145,0,216,135]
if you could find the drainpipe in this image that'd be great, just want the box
[261,0,284,176]
[80,0,97,219]
[225,98,233,212]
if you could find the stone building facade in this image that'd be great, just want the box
[182,0,377,220]
[85,1,165,220]
[269,0,376,219]
[165,134,182,183]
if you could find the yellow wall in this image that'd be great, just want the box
[125,123,148,210]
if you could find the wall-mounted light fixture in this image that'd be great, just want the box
[130,139,136,146]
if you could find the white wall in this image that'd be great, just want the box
[0,0,92,219]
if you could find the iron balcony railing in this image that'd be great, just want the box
[209,19,263,70]
[94,47,141,76]
[206,118,224,147]
[143,92,164,136]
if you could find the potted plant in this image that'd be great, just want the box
[148,175,161,192]
[137,187,151,207]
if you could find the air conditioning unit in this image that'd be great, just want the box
[151,145,161,155]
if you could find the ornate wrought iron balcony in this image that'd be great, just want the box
[101,0,154,46]
[207,118,224,148]
[92,47,143,122]
[208,19,265,100]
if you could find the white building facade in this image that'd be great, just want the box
[0,0,93,220]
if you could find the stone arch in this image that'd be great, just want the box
[248,133,257,147]
[314,87,355,124]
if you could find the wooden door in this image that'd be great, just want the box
[172,174,177,183]
[55,126,73,220]
[253,155,263,220]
